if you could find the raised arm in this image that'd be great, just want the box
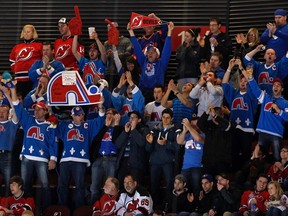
[72,35,82,62]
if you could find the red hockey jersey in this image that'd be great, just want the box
[9,40,42,82]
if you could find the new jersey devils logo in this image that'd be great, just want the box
[103,200,116,215]
[55,44,71,60]
[231,97,248,110]
[131,16,143,28]
[127,199,139,211]
[67,129,84,141]
[16,47,35,62]
[27,126,44,141]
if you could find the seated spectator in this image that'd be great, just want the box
[127,21,174,102]
[115,174,153,216]
[146,108,178,205]
[265,181,288,216]
[267,145,288,191]
[0,176,35,215]
[111,71,144,125]
[162,174,195,215]
[190,174,218,216]
[72,32,106,87]
[144,84,165,130]
[92,177,119,216]
[233,173,269,216]
[28,41,65,89]
[211,173,242,216]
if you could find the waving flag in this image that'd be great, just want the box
[129,12,166,29]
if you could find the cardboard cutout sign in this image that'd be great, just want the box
[130,12,165,29]
[47,71,102,106]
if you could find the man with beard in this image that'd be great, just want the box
[115,175,153,216]
[261,9,288,62]
[243,45,288,95]
[242,69,288,163]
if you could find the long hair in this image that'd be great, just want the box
[20,24,38,39]
[268,181,283,201]
[246,28,259,47]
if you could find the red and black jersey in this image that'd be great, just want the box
[54,35,84,70]
[9,40,43,82]
[93,193,119,216]
[0,191,35,215]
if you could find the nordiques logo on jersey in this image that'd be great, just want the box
[258,72,274,85]
[231,97,248,110]
[67,129,84,141]
[27,126,44,141]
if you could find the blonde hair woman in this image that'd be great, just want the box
[9,24,42,97]
[265,181,288,216]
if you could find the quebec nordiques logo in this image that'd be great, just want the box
[231,97,248,110]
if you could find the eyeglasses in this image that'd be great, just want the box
[248,34,256,37]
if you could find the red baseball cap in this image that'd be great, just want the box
[32,102,48,111]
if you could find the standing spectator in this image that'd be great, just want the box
[92,177,119,216]
[265,181,288,216]
[260,9,288,62]
[202,17,232,70]
[28,42,65,89]
[197,105,234,175]
[161,80,196,125]
[72,32,106,87]
[233,174,269,216]
[144,84,166,130]
[175,28,204,88]
[0,85,18,195]
[235,28,261,61]
[138,13,168,53]
[115,174,153,216]
[243,45,288,95]
[267,145,288,191]
[105,22,132,90]
[242,67,288,162]
[176,116,205,200]
[190,71,223,119]
[89,109,121,204]
[190,174,218,216]
[127,21,174,102]
[222,59,258,171]
[111,71,145,126]
[54,17,84,70]
[146,108,178,205]
[10,83,57,209]
[9,24,42,97]
[115,111,149,186]
[0,176,35,215]
[56,105,105,208]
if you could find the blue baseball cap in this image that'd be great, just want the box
[274,9,287,16]
[71,106,84,116]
